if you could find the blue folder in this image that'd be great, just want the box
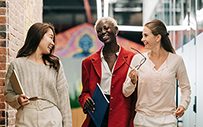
[88,83,110,127]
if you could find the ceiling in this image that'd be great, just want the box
[43,0,144,45]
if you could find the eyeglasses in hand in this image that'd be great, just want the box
[123,47,146,70]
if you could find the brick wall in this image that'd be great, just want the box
[0,0,43,126]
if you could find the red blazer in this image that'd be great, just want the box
[79,46,136,127]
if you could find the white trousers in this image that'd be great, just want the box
[133,112,177,127]
[15,100,62,127]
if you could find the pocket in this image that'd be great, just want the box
[47,106,62,127]
[171,114,178,123]
[16,108,24,120]
[164,114,177,125]
[15,108,25,126]
[133,112,144,126]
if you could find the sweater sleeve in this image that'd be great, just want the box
[176,56,191,110]
[4,62,21,109]
[56,61,72,127]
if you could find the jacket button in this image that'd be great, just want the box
[110,97,113,99]
[110,108,112,111]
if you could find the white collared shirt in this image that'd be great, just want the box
[100,47,120,95]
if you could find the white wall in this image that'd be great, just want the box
[176,39,196,127]
[196,32,203,126]
[176,32,203,127]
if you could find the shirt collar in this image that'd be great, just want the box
[147,51,170,71]
[101,45,120,58]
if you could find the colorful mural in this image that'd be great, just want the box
[55,23,102,58]
[54,23,147,108]
[54,23,146,58]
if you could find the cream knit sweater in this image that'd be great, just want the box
[5,57,72,127]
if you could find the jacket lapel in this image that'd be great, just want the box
[113,47,128,72]
[91,48,102,78]
[90,47,129,77]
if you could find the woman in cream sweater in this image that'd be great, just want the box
[5,23,72,127]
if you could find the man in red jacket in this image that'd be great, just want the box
[79,17,136,127]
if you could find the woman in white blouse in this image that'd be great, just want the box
[122,19,191,127]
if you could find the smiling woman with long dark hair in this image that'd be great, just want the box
[5,23,72,127]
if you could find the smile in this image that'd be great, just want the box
[48,46,53,50]
[103,35,108,39]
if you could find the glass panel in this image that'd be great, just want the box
[190,0,196,41]
[197,0,203,35]
[112,0,143,26]
[182,0,190,46]
[164,1,170,25]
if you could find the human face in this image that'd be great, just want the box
[38,28,54,55]
[141,26,159,50]
[95,20,118,44]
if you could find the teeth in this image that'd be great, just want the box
[48,46,52,49]
[103,36,107,39]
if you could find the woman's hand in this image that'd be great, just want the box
[175,105,185,118]
[17,94,30,107]
[128,69,138,84]
[83,97,95,114]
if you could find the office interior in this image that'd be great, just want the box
[43,0,203,127]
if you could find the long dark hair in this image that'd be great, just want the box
[145,19,175,53]
[17,23,60,71]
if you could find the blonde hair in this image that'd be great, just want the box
[94,17,118,30]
